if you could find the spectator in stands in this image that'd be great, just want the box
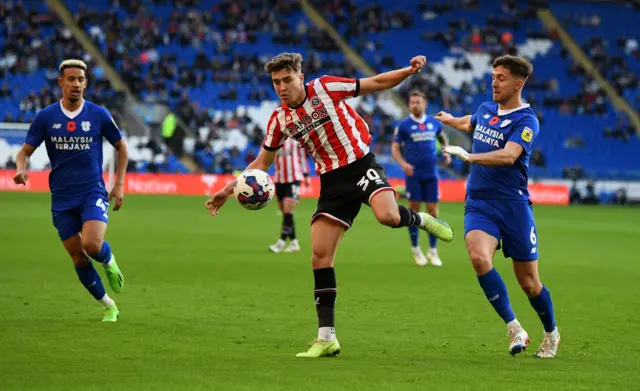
[0,82,10,97]
[4,156,17,169]
[569,181,581,204]
[563,165,585,180]
[531,147,546,168]
[615,188,628,205]
[583,181,599,205]
[564,135,584,149]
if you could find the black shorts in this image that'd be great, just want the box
[275,181,301,203]
[311,153,394,229]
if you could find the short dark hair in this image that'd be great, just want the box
[264,53,303,74]
[492,55,533,79]
[409,90,427,100]
[59,59,87,76]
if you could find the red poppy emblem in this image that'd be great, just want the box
[489,116,500,126]
[67,121,76,132]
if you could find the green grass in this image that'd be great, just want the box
[1,192,639,390]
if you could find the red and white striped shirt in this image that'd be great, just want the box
[274,138,309,183]
[263,76,372,175]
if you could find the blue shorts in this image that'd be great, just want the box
[464,198,538,261]
[52,192,110,241]
[405,177,439,203]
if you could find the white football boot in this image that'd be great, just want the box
[427,248,443,267]
[507,320,530,356]
[412,247,428,266]
[283,239,301,252]
[268,239,286,253]
[534,328,560,358]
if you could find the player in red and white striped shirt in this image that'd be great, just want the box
[205,53,454,358]
[269,138,311,253]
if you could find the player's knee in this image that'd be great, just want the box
[70,252,91,267]
[518,279,543,298]
[469,251,492,275]
[375,209,400,227]
[311,249,334,269]
[82,238,103,257]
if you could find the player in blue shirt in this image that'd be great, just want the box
[13,59,128,322]
[436,55,559,358]
[392,90,451,267]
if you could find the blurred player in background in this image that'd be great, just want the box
[436,55,560,358]
[206,52,454,358]
[269,138,310,253]
[13,59,128,322]
[392,90,451,267]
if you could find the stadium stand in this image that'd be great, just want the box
[1,0,639,185]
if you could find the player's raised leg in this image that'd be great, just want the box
[282,199,300,252]
[513,261,560,358]
[81,198,124,294]
[369,189,453,242]
[465,229,528,355]
[62,233,118,322]
[296,217,344,358]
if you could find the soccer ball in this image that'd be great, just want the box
[234,169,275,210]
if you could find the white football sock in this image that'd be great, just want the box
[318,327,336,342]
[99,294,115,308]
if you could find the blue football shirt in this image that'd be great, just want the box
[467,102,539,200]
[24,100,123,210]
[393,114,443,180]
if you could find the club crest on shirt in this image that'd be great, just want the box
[500,119,511,128]
[81,121,91,132]
[521,127,533,142]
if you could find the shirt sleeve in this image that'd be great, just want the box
[392,123,403,143]
[24,111,46,148]
[470,106,480,129]
[508,116,539,155]
[262,110,286,151]
[102,108,123,146]
[318,75,360,101]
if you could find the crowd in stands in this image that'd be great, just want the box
[0,1,126,124]
[1,0,638,186]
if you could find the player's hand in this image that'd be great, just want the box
[13,171,28,185]
[402,162,415,177]
[205,189,231,216]
[443,152,452,165]
[442,145,470,162]
[109,183,124,211]
[435,111,454,125]
[408,56,426,74]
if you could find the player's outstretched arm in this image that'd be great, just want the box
[109,139,129,211]
[13,144,36,185]
[205,148,278,216]
[435,112,474,133]
[443,142,523,167]
[359,56,426,96]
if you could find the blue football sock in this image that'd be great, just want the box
[93,241,112,264]
[477,268,516,323]
[528,285,557,332]
[409,226,419,247]
[75,264,106,300]
[428,233,437,249]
